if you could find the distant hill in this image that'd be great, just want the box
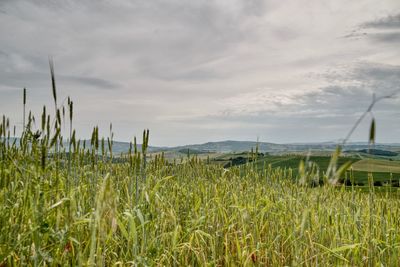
[164,141,400,154]
[168,140,286,153]
[4,138,400,154]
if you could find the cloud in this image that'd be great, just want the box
[368,32,400,43]
[346,12,400,44]
[0,54,119,90]
[362,13,400,29]
[216,62,400,117]
[163,61,400,143]
[61,75,119,90]
[1,0,400,145]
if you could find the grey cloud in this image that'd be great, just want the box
[346,13,400,44]
[308,63,400,114]
[0,70,118,91]
[1,0,400,145]
[145,59,400,143]
[323,62,400,93]
[0,38,117,90]
[161,69,225,82]
[121,1,263,81]
[362,13,400,29]
[80,1,264,82]
[351,62,400,82]
[345,31,400,43]
[242,0,270,17]
[170,62,400,133]
[62,75,119,90]
[369,32,400,43]
[0,71,49,89]
[168,84,399,143]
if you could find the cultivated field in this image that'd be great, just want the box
[1,75,400,266]
[2,132,400,265]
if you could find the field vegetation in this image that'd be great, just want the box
[1,63,400,266]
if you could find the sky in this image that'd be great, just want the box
[0,0,399,146]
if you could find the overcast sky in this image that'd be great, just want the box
[1,0,400,146]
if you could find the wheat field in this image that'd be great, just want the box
[1,69,400,266]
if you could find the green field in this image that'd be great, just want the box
[1,85,400,266]
[215,153,400,185]
[2,131,400,265]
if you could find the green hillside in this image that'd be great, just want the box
[216,153,400,185]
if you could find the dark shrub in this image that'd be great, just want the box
[345,179,353,186]
[391,180,400,187]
